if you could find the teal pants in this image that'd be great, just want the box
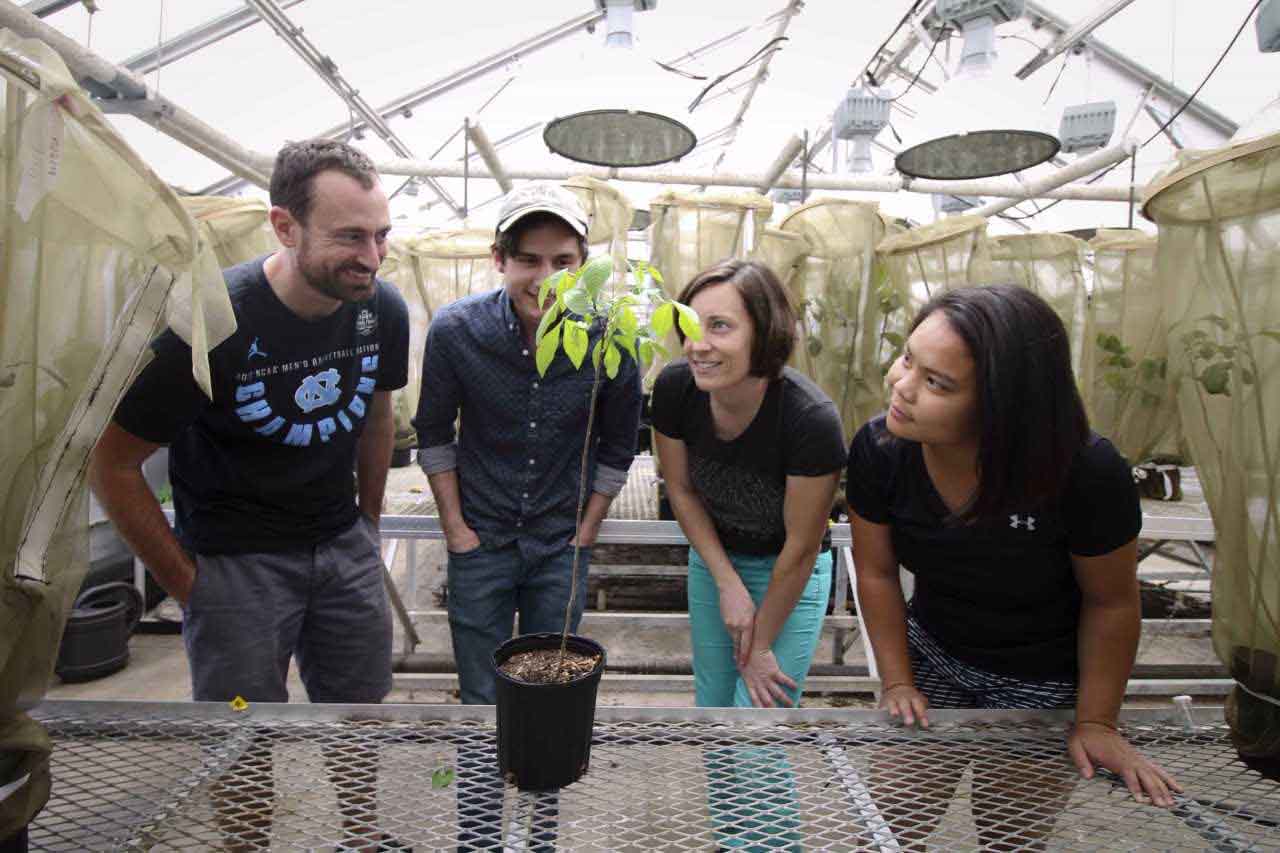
[688,548,832,851]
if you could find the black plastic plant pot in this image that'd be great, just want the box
[493,632,606,791]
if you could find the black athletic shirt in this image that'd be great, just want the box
[652,361,847,556]
[846,415,1141,680]
[113,256,410,555]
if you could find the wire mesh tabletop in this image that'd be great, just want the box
[26,701,1280,851]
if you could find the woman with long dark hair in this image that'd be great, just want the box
[847,285,1181,849]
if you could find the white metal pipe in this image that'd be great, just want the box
[1016,0,1141,80]
[464,120,512,193]
[755,134,804,194]
[363,155,1137,202]
[712,0,804,169]
[0,1,272,186]
[970,138,1137,218]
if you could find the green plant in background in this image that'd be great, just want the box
[1097,332,1168,406]
[534,255,700,663]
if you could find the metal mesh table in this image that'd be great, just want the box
[26,701,1279,851]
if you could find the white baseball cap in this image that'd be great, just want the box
[496,182,589,236]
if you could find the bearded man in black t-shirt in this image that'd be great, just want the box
[88,140,409,850]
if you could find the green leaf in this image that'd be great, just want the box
[1199,314,1230,330]
[592,338,604,368]
[1197,344,1217,361]
[617,305,638,334]
[535,322,561,376]
[807,337,823,357]
[555,268,578,298]
[674,302,702,341]
[638,339,654,368]
[431,767,455,789]
[579,256,613,297]
[651,302,675,337]
[1200,362,1230,395]
[648,266,665,285]
[534,300,561,345]
[882,331,904,348]
[563,321,589,369]
[564,285,593,317]
[1103,372,1130,392]
[538,272,562,313]
[616,331,637,360]
[604,342,622,379]
[1258,330,1280,344]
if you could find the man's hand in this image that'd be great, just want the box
[570,517,602,549]
[444,523,481,555]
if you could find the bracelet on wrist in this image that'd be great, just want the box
[881,681,913,692]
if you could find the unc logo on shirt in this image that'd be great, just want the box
[356,308,376,337]
[294,368,341,413]
[1009,514,1037,531]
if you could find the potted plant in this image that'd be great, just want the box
[491,255,699,791]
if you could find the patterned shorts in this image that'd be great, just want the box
[905,613,1077,710]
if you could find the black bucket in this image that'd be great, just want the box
[493,633,605,791]
[55,581,143,683]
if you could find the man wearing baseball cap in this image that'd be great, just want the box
[414,182,642,706]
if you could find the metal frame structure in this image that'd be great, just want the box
[120,0,309,77]
[243,0,464,217]
[26,700,1280,852]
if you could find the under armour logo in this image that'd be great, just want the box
[356,308,376,337]
[248,337,268,359]
[294,368,341,413]
[1010,514,1036,531]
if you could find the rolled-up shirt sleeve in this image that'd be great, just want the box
[413,312,461,475]
[591,349,643,497]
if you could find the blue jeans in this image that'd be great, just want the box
[447,541,589,850]
[446,540,591,705]
[688,547,832,851]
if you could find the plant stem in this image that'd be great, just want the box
[558,337,605,670]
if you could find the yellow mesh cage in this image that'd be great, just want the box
[780,199,892,440]
[1145,131,1280,760]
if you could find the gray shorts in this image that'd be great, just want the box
[182,516,392,704]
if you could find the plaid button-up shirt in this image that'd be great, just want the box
[414,288,642,561]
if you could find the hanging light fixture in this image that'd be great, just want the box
[895,0,1060,180]
[542,0,697,168]
[833,85,891,173]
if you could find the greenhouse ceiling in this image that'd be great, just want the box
[6,0,1278,235]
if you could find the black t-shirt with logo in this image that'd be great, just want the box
[113,256,409,555]
[846,415,1141,681]
[652,361,847,556]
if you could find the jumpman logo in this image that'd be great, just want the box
[294,368,341,413]
[248,337,268,360]
[1009,514,1036,531]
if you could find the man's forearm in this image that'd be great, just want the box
[357,393,395,523]
[89,467,196,604]
[425,468,468,535]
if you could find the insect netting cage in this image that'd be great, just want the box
[1085,229,1183,463]
[1144,131,1280,772]
[748,226,812,373]
[973,232,1093,381]
[779,199,893,440]
[563,175,633,269]
[0,32,231,836]
[876,213,989,315]
[648,189,774,297]
[646,189,774,382]
[180,196,279,269]
[380,229,500,450]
